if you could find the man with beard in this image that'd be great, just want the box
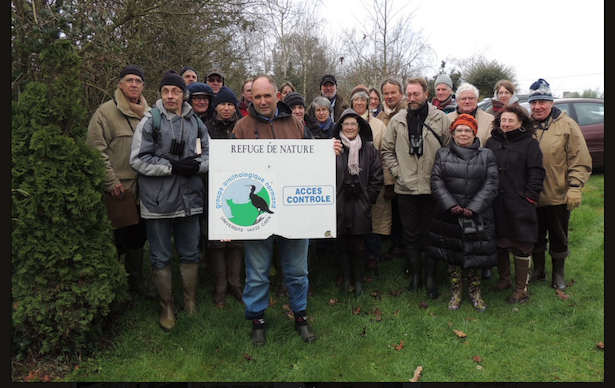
[381,77,451,300]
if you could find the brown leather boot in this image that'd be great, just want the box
[151,265,176,331]
[493,249,512,291]
[506,256,531,304]
[124,248,157,299]
[226,246,245,304]
[180,263,199,316]
[209,247,227,307]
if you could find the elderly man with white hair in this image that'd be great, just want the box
[447,83,495,146]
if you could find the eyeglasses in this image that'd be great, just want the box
[208,77,223,83]
[342,122,358,128]
[192,95,209,102]
[459,97,477,102]
[161,88,183,96]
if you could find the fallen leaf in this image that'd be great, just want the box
[353,306,361,315]
[285,310,294,320]
[269,297,278,307]
[370,291,382,300]
[448,321,454,327]
[409,366,423,382]
[419,301,429,309]
[373,308,383,321]
[596,341,604,349]
[243,353,255,361]
[393,340,404,350]
[74,365,79,371]
[566,279,576,287]
[476,365,484,370]
[389,289,404,297]
[24,371,36,382]
[281,303,291,311]
[512,307,519,312]
[327,298,339,305]
[466,317,476,321]
[453,329,467,338]
[43,375,50,382]
[473,355,482,363]
[364,276,374,282]
[556,289,570,300]
[429,312,437,317]
[394,309,399,315]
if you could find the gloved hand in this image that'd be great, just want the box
[450,205,463,216]
[383,185,396,200]
[170,157,200,176]
[566,186,582,211]
[463,208,473,219]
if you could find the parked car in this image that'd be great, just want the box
[521,98,604,170]
[478,94,530,112]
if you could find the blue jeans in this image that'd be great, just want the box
[145,215,201,269]
[243,236,309,319]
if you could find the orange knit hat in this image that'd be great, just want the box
[450,114,478,134]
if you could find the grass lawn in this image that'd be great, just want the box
[15,174,604,382]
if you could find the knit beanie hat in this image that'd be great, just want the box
[434,74,453,89]
[284,92,306,108]
[159,70,186,92]
[450,113,478,134]
[119,64,145,81]
[180,66,198,77]
[528,78,554,102]
[212,86,238,108]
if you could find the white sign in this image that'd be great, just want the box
[208,139,337,240]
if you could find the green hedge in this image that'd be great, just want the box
[11,41,129,356]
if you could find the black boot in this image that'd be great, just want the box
[552,257,567,290]
[352,252,366,297]
[337,253,352,292]
[294,310,317,343]
[529,251,546,283]
[424,256,440,299]
[125,248,157,299]
[406,246,423,292]
[250,316,266,346]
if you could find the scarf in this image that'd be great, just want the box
[382,99,404,117]
[406,102,429,157]
[339,131,362,175]
[432,95,452,110]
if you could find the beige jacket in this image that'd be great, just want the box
[532,110,592,207]
[363,113,394,235]
[381,104,451,195]
[86,88,150,195]
[377,100,408,127]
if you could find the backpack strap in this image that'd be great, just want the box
[150,106,162,142]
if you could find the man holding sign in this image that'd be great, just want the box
[231,75,342,346]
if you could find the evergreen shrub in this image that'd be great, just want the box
[11,40,129,356]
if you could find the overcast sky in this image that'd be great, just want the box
[323,0,604,96]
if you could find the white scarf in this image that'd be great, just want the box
[339,131,362,175]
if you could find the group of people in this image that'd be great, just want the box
[87,63,592,347]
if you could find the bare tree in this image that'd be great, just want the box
[339,0,435,88]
